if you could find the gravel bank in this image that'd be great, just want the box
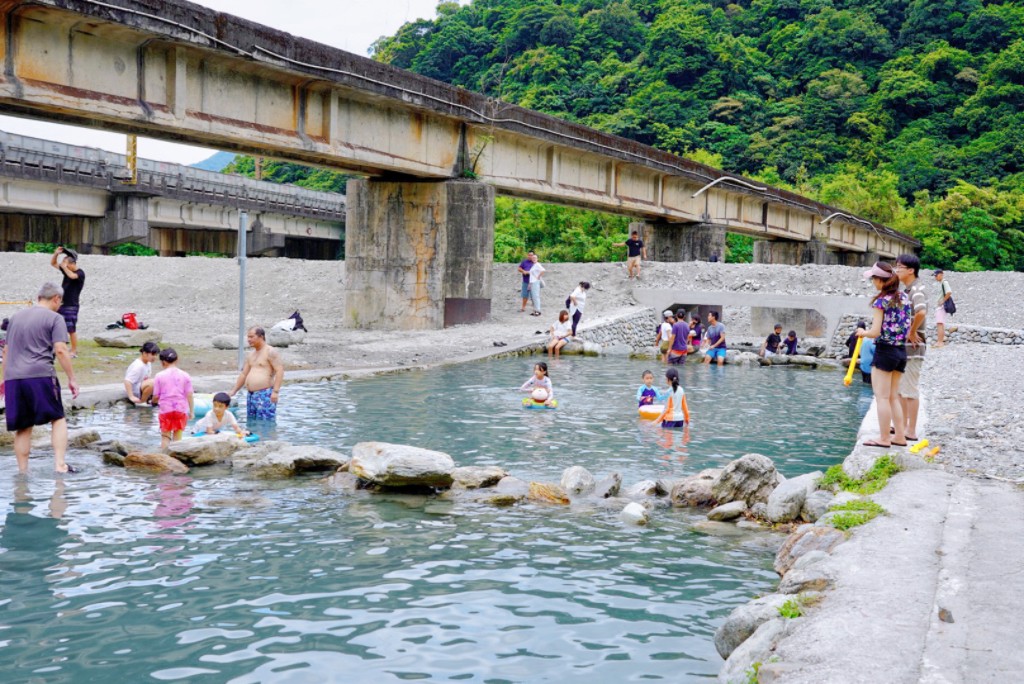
[920,344,1024,481]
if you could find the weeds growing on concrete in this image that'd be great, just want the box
[819,455,901,495]
[826,499,887,530]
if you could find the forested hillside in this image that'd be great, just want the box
[364,0,1024,270]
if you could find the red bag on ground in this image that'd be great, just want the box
[122,312,139,330]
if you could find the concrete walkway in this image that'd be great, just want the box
[765,470,1024,682]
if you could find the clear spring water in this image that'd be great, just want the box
[1,357,871,683]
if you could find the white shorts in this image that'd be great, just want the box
[934,305,947,326]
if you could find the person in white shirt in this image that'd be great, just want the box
[567,281,590,336]
[124,341,160,405]
[655,310,674,362]
[528,253,546,316]
[548,310,573,357]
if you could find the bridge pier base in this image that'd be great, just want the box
[753,238,831,265]
[834,250,881,267]
[101,192,151,248]
[345,179,494,330]
[637,222,726,262]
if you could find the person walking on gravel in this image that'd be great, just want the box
[49,246,84,358]
[0,282,80,474]
[613,230,646,279]
[934,269,954,347]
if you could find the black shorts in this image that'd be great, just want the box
[58,305,79,333]
[872,342,907,374]
[5,376,65,431]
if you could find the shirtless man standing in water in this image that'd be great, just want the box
[228,326,284,421]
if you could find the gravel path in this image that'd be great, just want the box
[920,344,1024,481]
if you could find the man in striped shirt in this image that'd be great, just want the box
[895,254,927,442]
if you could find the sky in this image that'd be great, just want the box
[0,0,447,165]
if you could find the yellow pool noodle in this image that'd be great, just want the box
[844,337,864,386]
[909,439,930,454]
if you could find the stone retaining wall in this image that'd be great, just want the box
[577,307,660,351]
[827,314,1024,357]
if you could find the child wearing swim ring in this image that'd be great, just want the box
[193,392,242,436]
[636,370,665,406]
[655,367,690,428]
[520,362,555,406]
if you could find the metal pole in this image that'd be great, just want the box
[238,210,248,371]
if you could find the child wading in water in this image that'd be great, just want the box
[655,367,690,428]
[193,392,242,436]
[636,370,665,406]
[152,348,194,449]
[520,362,555,406]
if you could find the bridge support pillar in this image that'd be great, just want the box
[753,238,830,265]
[834,250,881,267]
[639,222,726,262]
[247,216,286,257]
[345,179,494,330]
[100,192,151,248]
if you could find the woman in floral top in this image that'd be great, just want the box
[856,262,912,448]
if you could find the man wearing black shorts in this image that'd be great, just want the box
[50,246,85,358]
[0,282,81,474]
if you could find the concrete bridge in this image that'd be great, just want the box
[0,130,344,258]
[0,0,919,328]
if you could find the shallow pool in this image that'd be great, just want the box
[1,357,871,682]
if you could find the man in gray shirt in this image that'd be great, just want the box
[895,254,926,441]
[0,282,81,474]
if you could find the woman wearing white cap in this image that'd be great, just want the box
[855,262,912,448]
[655,310,674,362]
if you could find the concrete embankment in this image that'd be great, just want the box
[718,340,1024,683]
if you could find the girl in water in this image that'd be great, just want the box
[520,362,555,406]
[655,367,690,428]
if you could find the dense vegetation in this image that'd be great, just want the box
[365,0,1024,270]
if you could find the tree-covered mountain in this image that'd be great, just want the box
[369,0,1024,270]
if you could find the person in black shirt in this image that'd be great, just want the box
[613,230,647,279]
[50,246,85,358]
[759,324,783,358]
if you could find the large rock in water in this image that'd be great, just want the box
[774,524,846,576]
[714,593,792,659]
[349,442,454,488]
[707,500,747,521]
[168,433,247,466]
[124,452,189,474]
[451,466,507,489]
[527,482,570,505]
[766,471,823,523]
[712,454,781,506]
[232,442,348,478]
[93,328,163,348]
[560,466,596,496]
[670,468,723,507]
[592,472,622,498]
[31,427,101,449]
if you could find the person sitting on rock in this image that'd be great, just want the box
[760,324,783,358]
[782,330,799,355]
[124,341,160,405]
